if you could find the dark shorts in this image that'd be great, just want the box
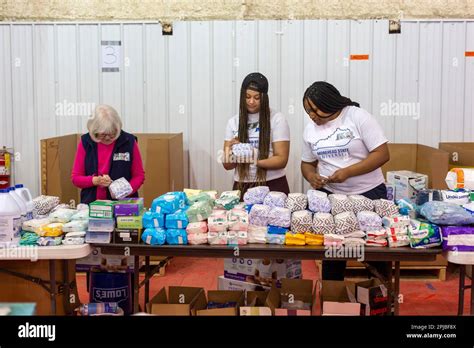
[233,175,290,199]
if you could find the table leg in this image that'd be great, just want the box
[144,256,150,310]
[470,266,473,316]
[394,261,400,316]
[134,255,140,314]
[386,261,393,316]
[458,265,465,316]
[49,260,57,315]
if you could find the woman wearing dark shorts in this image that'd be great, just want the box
[223,72,291,197]
[300,81,390,280]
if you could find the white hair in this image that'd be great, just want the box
[87,104,122,142]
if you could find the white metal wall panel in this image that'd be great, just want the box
[418,22,443,148]
[394,22,419,143]
[1,20,473,198]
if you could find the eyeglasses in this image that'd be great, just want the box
[96,133,116,140]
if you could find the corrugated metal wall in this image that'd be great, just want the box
[1,20,473,198]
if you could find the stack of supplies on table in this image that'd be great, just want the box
[382,215,410,247]
[114,198,145,244]
[87,200,116,244]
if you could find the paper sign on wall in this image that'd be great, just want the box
[101,40,121,72]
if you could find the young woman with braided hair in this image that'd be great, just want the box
[301,81,390,281]
[223,72,291,197]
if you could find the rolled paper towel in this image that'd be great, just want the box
[187,233,208,245]
[285,193,308,212]
[266,233,286,245]
[248,225,267,244]
[382,215,410,228]
[291,210,313,234]
[305,233,324,246]
[334,211,359,235]
[348,195,375,214]
[186,221,208,234]
[263,191,288,208]
[249,204,271,227]
[208,231,228,245]
[227,209,249,231]
[244,186,270,205]
[312,213,336,235]
[329,194,354,215]
[323,234,345,247]
[285,232,306,246]
[356,211,383,232]
[268,207,291,228]
[307,190,332,213]
[373,199,399,217]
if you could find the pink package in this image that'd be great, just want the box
[186,221,208,234]
[228,231,248,245]
[228,209,249,232]
[208,231,228,245]
[187,233,208,245]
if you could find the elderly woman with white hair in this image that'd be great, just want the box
[71,104,145,204]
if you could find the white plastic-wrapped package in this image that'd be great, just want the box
[267,207,291,228]
[227,209,249,231]
[186,221,208,234]
[348,195,375,214]
[285,193,308,212]
[243,186,270,205]
[307,190,331,213]
[334,211,359,235]
[49,208,77,223]
[312,213,335,235]
[62,231,86,245]
[323,234,344,247]
[382,215,411,228]
[291,210,313,233]
[248,225,267,244]
[208,231,228,245]
[266,232,286,245]
[263,191,287,208]
[109,177,133,200]
[208,212,228,232]
[187,233,209,245]
[62,220,88,233]
[356,211,383,232]
[22,218,52,234]
[329,194,354,215]
[228,231,248,245]
[249,204,271,227]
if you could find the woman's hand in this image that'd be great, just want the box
[328,168,352,184]
[308,172,328,189]
[92,175,113,187]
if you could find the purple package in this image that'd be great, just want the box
[114,198,144,216]
[441,226,474,252]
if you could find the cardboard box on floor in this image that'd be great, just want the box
[438,142,474,169]
[240,291,272,316]
[196,290,245,316]
[383,144,449,189]
[319,280,360,316]
[356,279,388,316]
[40,133,184,208]
[147,286,207,315]
[265,279,315,316]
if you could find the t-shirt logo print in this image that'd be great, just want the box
[113,152,130,161]
[312,128,354,159]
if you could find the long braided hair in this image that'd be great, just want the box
[237,78,271,188]
[303,81,360,115]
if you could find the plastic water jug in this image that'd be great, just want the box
[14,184,34,220]
[0,188,22,246]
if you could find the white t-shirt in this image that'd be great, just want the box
[301,106,388,195]
[225,109,290,183]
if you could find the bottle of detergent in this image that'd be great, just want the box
[0,188,22,246]
[13,184,34,220]
[9,187,27,225]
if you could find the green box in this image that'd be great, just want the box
[470,192,474,202]
[116,213,144,229]
[89,200,115,219]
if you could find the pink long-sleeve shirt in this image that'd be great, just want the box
[71,140,145,200]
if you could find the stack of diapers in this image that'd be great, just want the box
[227,209,249,231]
[356,211,383,232]
[165,207,189,229]
[71,209,89,221]
[312,213,336,235]
[366,228,388,247]
[244,186,270,205]
[22,218,52,234]
[291,210,313,234]
[208,231,228,245]
[382,215,410,228]
[165,229,188,245]
[62,231,86,245]
[50,208,76,223]
[109,177,133,200]
[232,143,254,158]
[324,234,344,247]
[248,225,267,244]
[187,192,215,206]
[268,207,291,228]
[187,233,209,245]
[62,220,88,233]
[215,191,240,210]
[342,230,366,246]
[186,201,213,223]
[348,195,374,214]
[305,233,324,246]
[142,228,166,245]
[334,211,359,235]
[329,194,354,215]
[249,204,271,227]
[263,191,287,208]
[152,192,186,214]
[185,220,208,245]
[382,215,411,247]
[143,211,165,229]
[285,232,306,246]
[228,231,248,245]
[285,193,308,212]
[373,199,399,218]
[307,190,331,213]
[208,210,228,232]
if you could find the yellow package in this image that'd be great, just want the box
[184,188,202,197]
[285,232,306,246]
[305,233,324,246]
[41,223,64,237]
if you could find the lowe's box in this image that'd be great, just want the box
[224,258,302,288]
[386,170,428,201]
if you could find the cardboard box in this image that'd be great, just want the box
[76,246,138,272]
[218,275,270,292]
[85,231,112,244]
[240,291,272,316]
[356,279,388,316]
[147,286,207,315]
[320,280,360,316]
[114,228,142,244]
[114,199,144,216]
[386,170,428,201]
[116,214,144,229]
[383,144,449,189]
[265,279,315,316]
[196,290,245,316]
[89,200,115,219]
[223,258,302,287]
[88,217,115,232]
[40,133,184,208]
[439,142,474,168]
